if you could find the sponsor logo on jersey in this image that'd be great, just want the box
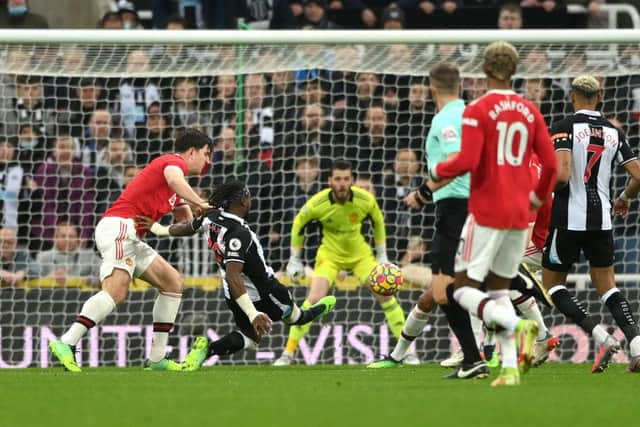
[462,117,478,127]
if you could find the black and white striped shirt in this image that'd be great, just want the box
[551,109,636,231]
[205,210,277,301]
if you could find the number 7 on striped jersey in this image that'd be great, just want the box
[584,144,605,183]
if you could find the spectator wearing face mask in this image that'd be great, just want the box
[0,0,49,28]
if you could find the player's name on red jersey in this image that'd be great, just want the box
[103,154,188,235]
[487,99,536,123]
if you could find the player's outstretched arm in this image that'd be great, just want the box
[226,261,272,337]
[135,215,205,237]
[613,160,640,216]
[163,165,211,211]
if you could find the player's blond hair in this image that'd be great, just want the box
[483,41,519,82]
[571,74,600,98]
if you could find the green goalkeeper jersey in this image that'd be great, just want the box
[291,186,386,261]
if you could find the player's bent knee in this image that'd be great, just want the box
[417,290,436,312]
[101,270,131,304]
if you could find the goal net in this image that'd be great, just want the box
[0,30,638,367]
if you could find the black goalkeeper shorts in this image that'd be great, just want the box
[431,198,468,276]
[226,278,294,342]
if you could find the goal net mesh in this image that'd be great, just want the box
[0,40,639,367]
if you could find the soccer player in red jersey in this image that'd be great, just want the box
[428,42,557,386]
[50,128,212,372]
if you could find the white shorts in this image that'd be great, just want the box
[454,214,528,282]
[522,243,542,272]
[95,217,158,282]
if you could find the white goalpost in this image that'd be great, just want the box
[0,29,639,367]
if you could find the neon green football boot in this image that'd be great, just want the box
[182,336,210,372]
[144,359,183,371]
[490,367,520,387]
[367,356,403,369]
[515,319,539,375]
[310,295,337,319]
[49,340,82,372]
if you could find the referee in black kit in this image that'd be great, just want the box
[542,75,640,373]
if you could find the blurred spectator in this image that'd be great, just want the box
[117,0,142,30]
[134,101,172,165]
[115,50,161,140]
[355,173,377,196]
[0,0,48,28]
[169,77,212,130]
[380,148,425,262]
[497,2,523,29]
[0,136,32,242]
[150,15,203,71]
[395,80,434,155]
[575,0,607,28]
[299,0,339,28]
[0,227,30,286]
[95,138,131,217]
[16,124,47,175]
[122,163,141,188]
[0,74,56,142]
[381,4,405,29]
[32,221,101,286]
[521,78,563,123]
[211,74,237,137]
[462,76,486,102]
[31,136,95,250]
[522,47,551,74]
[270,70,297,134]
[57,78,108,136]
[275,103,336,177]
[340,72,382,133]
[244,74,275,169]
[271,155,323,268]
[349,105,396,182]
[99,11,123,29]
[79,108,113,171]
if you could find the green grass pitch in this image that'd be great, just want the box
[0,363,635,427]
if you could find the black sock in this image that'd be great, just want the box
[604,290,640,344]
[294,305,325,325]
[550,287,598,334]
[208,331,246,357]
[442,284,482,365]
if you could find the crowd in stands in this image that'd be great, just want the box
[0,0,638,285]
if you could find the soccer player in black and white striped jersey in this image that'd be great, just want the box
[542,75,640,373]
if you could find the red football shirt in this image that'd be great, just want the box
[434,90,557,230]
[104,154,188,235]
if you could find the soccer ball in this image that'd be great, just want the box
[368,263,403,296]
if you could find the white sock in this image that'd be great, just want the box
[514,295,548,340]
[390,305,430,361]
[61,290,116,346]
[454,287,520,332]
[630,336,640,357]
[492,292,518,369]
[470,313,484,349]
[148,292,182,363]
[591,325,611,346]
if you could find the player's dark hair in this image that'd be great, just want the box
[430,62,460,93]
[209,180,249,209]
[330,160,352,176]
[174,128,212,152]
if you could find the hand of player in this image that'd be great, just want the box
[613,197,630,217]
[286,257,305,282]
[135,215,155,230]
[252,313,272,337]
[404,191,424,209]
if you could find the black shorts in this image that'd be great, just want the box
[542,228,614,272]
[226,278,294,342]
[431,198,468,276]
